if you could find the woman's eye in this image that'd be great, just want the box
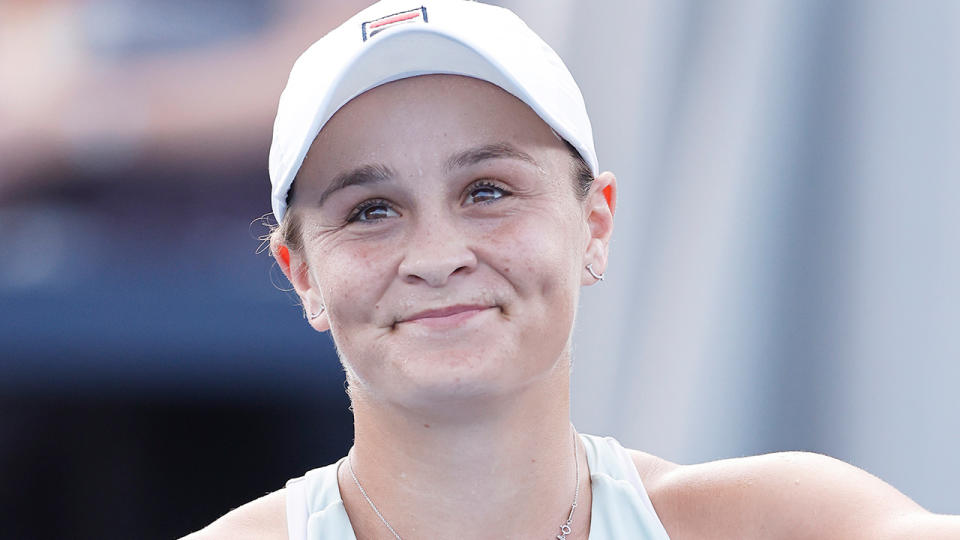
[348,200,399,223]
[465,182,510,205]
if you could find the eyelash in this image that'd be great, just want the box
[344,180,513,224]
[346,198,393,223]
[466,180,512,204]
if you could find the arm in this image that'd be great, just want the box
[642,451,960,540]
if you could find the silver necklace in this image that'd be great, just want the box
[347,429,581,540]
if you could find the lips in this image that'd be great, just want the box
[405,305,489,321]
[398,304,495,329]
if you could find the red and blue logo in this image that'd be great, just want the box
[362,7,428,41]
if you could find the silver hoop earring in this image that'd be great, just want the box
[308,305,325,320]
[586,263,605,282]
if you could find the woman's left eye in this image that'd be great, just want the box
[465,182,510,205]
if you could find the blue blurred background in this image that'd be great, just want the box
[1,1,958,538]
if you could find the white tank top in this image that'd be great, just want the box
[285,433,671,539]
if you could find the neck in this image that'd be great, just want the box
[340,360,590,540]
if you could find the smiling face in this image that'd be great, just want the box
[278,75,613,410]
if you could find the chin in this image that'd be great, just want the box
[366,345,542,411]
[407,346,511,389]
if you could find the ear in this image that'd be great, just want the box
[271,235,330,332]
[582,171,617,286]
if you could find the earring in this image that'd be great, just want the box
[308,305,325,320]
[586,263,605,282]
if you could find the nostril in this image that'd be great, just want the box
[397,244,478,286]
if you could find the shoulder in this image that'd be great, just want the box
[627,449,960,540]
[180,488,288,540]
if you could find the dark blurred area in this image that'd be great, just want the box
[1,0,368,537]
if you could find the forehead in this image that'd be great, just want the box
[298,74,567,181]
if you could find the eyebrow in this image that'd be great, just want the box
[445,142,544,173]
[315,142,541,206]
[316,163,395,206]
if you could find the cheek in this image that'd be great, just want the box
[335,241,383,272]
[482,213,581,367]
[483,208,583,299]
[309,239,396,319]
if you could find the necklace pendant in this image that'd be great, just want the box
[558,523,572,539]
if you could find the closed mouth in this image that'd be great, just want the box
[401,304,494,323]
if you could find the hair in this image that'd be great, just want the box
[273,179,304,254]
[565,140,595,202]
[268,142,593,253]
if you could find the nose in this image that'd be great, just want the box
[398,215,477,287]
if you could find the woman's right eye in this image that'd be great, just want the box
[347,199,399,223]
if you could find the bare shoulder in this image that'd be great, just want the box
[180,488,287,540]
[626,448,960,540]
[627,447,680,491]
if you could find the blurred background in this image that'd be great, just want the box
[1,0,957,537]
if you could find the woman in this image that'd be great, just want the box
[188,1,959,538]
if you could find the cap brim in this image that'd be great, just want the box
[271,24,596,221]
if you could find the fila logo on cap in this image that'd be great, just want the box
[362,7,429,41]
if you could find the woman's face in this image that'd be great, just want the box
[285,75,612,408]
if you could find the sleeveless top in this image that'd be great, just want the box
[285,434,671,539]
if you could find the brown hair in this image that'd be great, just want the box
[565,140,594,202]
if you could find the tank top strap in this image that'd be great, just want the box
[285,457,357,540]
[579,433,672,539]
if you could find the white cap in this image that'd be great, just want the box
[268,0,598,222]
